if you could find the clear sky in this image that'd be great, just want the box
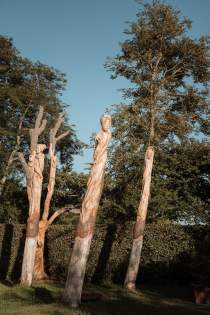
[0,0,210,172]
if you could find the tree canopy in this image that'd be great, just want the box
[103,1,210,224]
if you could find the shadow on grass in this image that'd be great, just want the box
[33,287,55,303]
[81,289,210,315]
[0,285,55,305]
[1,281,210,315]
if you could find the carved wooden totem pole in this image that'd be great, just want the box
[19,106,47,286]
[124,146,154,290]
[62,114,111,307]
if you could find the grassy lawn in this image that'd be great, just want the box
[0,281,210,315]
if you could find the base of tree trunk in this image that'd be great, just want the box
[33,221,48,281]
[124,237,143,291]
[62,234,92,308]
[20,237,37,286]
[33,271,49,281]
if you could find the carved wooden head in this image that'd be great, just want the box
[100,114,111,132]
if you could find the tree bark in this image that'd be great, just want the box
[124,146,154,290]
[33,220,48,280]
[62,115,111,308]
[33,156,56,280]
[33,113,70,281]
[20,106,47,287]
[32,157,56,281]
[20,146,46,286]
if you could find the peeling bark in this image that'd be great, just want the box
[124,146,154,290]
[62,115,111,307]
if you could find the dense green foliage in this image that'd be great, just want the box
[0,35,81,170]
[0,222,210,286]
[101,140,210,224]
[104,1,210,224]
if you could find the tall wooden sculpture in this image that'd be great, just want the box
[62,114,111,307]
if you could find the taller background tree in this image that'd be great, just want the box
[106,0,210,290]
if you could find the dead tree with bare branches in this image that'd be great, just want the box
[18,106,47,286]
[33,113,71,281]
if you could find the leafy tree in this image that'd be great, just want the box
[0,35,82,196]
[105,0,210,290]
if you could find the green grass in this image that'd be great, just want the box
[0,281,210,315]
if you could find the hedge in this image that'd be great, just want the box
[0,222,210,285]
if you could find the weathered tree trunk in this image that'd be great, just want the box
[33,155,56,281]
[33,113,70,281]
[62,115,111,308]
[124,146,154,291]
[20,106,47,287]
[33,220,48,280]
[21,145,46,286]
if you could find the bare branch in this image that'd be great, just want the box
[49,113,69,155]
[17,152,30,180]
[0,151,18,195]
[48,207,80,225]
[30,106,47,151]
[47,207,76,225]
[38,119,47,135]
[56,130,70,142]
[51,112,65,137]
[35,106,44,130]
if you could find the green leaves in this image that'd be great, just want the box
[103,1,210,225]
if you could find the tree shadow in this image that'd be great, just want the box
[10,228,25,280]
[92,224,117,284]
[33,286,54,303]
[0,224,13,279]
[82,288,210,315]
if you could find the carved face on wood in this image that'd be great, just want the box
[100,115,111,132]
[36,144,47,154]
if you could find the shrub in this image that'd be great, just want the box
[0,222,209,285]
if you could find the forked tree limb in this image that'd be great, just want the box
[42,112,69,221]
[30,106,47,152]
[56,130,70,142]
[49,112,70,155]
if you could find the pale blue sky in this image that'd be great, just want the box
[0,0,210,172]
